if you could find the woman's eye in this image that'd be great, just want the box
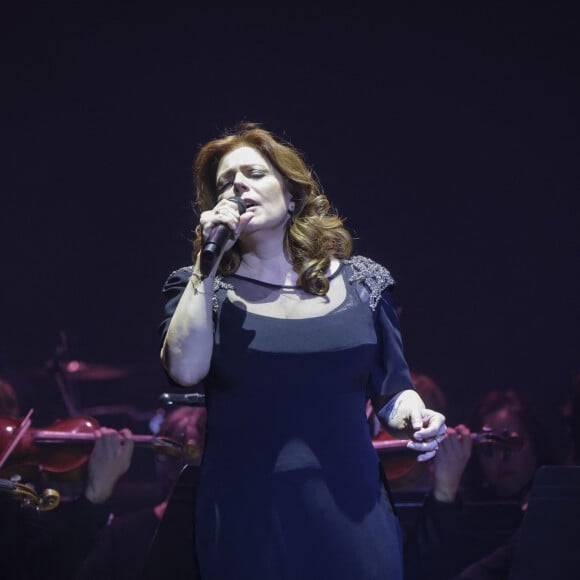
[250,170,265,178]
[216,181,231,194]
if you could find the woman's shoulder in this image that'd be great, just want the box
[342,255,396,310]
[161,266,192,293]
[165,265,193,280]
[162,265,233,295]
[343,255,396,288]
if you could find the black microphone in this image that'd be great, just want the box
[200,197,247,277]
[159,392,206,407]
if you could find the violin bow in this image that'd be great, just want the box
[0,408,34,470]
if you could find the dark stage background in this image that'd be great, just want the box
[1,5,578,446]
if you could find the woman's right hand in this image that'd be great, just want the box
[199,197,252,255]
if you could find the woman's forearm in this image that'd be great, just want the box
[161,259,216,386]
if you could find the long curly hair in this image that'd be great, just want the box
[192,122,352,295]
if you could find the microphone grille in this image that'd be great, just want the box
[227,197,247,214]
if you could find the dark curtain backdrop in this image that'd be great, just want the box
[1,4,578,436]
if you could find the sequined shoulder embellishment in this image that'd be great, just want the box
[213,276,233,312]
[346,255,395,311]
[166,267,232,313]
[167,265,193,280]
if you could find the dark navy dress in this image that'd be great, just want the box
[160,256,414,580]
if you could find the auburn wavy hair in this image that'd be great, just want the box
[192,122,352,295]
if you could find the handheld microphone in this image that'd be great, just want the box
[159,392,206,407]
[200,197,247,277]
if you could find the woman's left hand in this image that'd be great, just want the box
[382,389,447,462]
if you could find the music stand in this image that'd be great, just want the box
[509,465,580,580]
[142,464,201,580]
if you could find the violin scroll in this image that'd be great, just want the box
[0,477,60,511]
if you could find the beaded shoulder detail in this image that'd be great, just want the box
[166,265,194,279]
[166,266,233,313]
[167,257,393,313]
[345,255,395,311]
[213,276,233,312]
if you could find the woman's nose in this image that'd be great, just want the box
[233,173,249,195]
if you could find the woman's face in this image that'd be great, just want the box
[476,408,538,498]
[215,146,293,237]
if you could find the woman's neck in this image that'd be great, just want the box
[236,229,295,278]
[236,251,298,286]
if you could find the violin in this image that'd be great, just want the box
[0,477,60,511]
[0,412,201,481]
[373,426,524,490]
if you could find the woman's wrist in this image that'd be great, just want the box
[193,254,218,279]
[189,256,215,293]
[189,271,214,294]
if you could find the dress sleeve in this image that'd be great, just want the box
[158,266,193,348]
[366,288,415,399]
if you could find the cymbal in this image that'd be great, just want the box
[5,360,164,383]
[63,360,130,381]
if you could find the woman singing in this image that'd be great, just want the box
[159,122,446,579]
